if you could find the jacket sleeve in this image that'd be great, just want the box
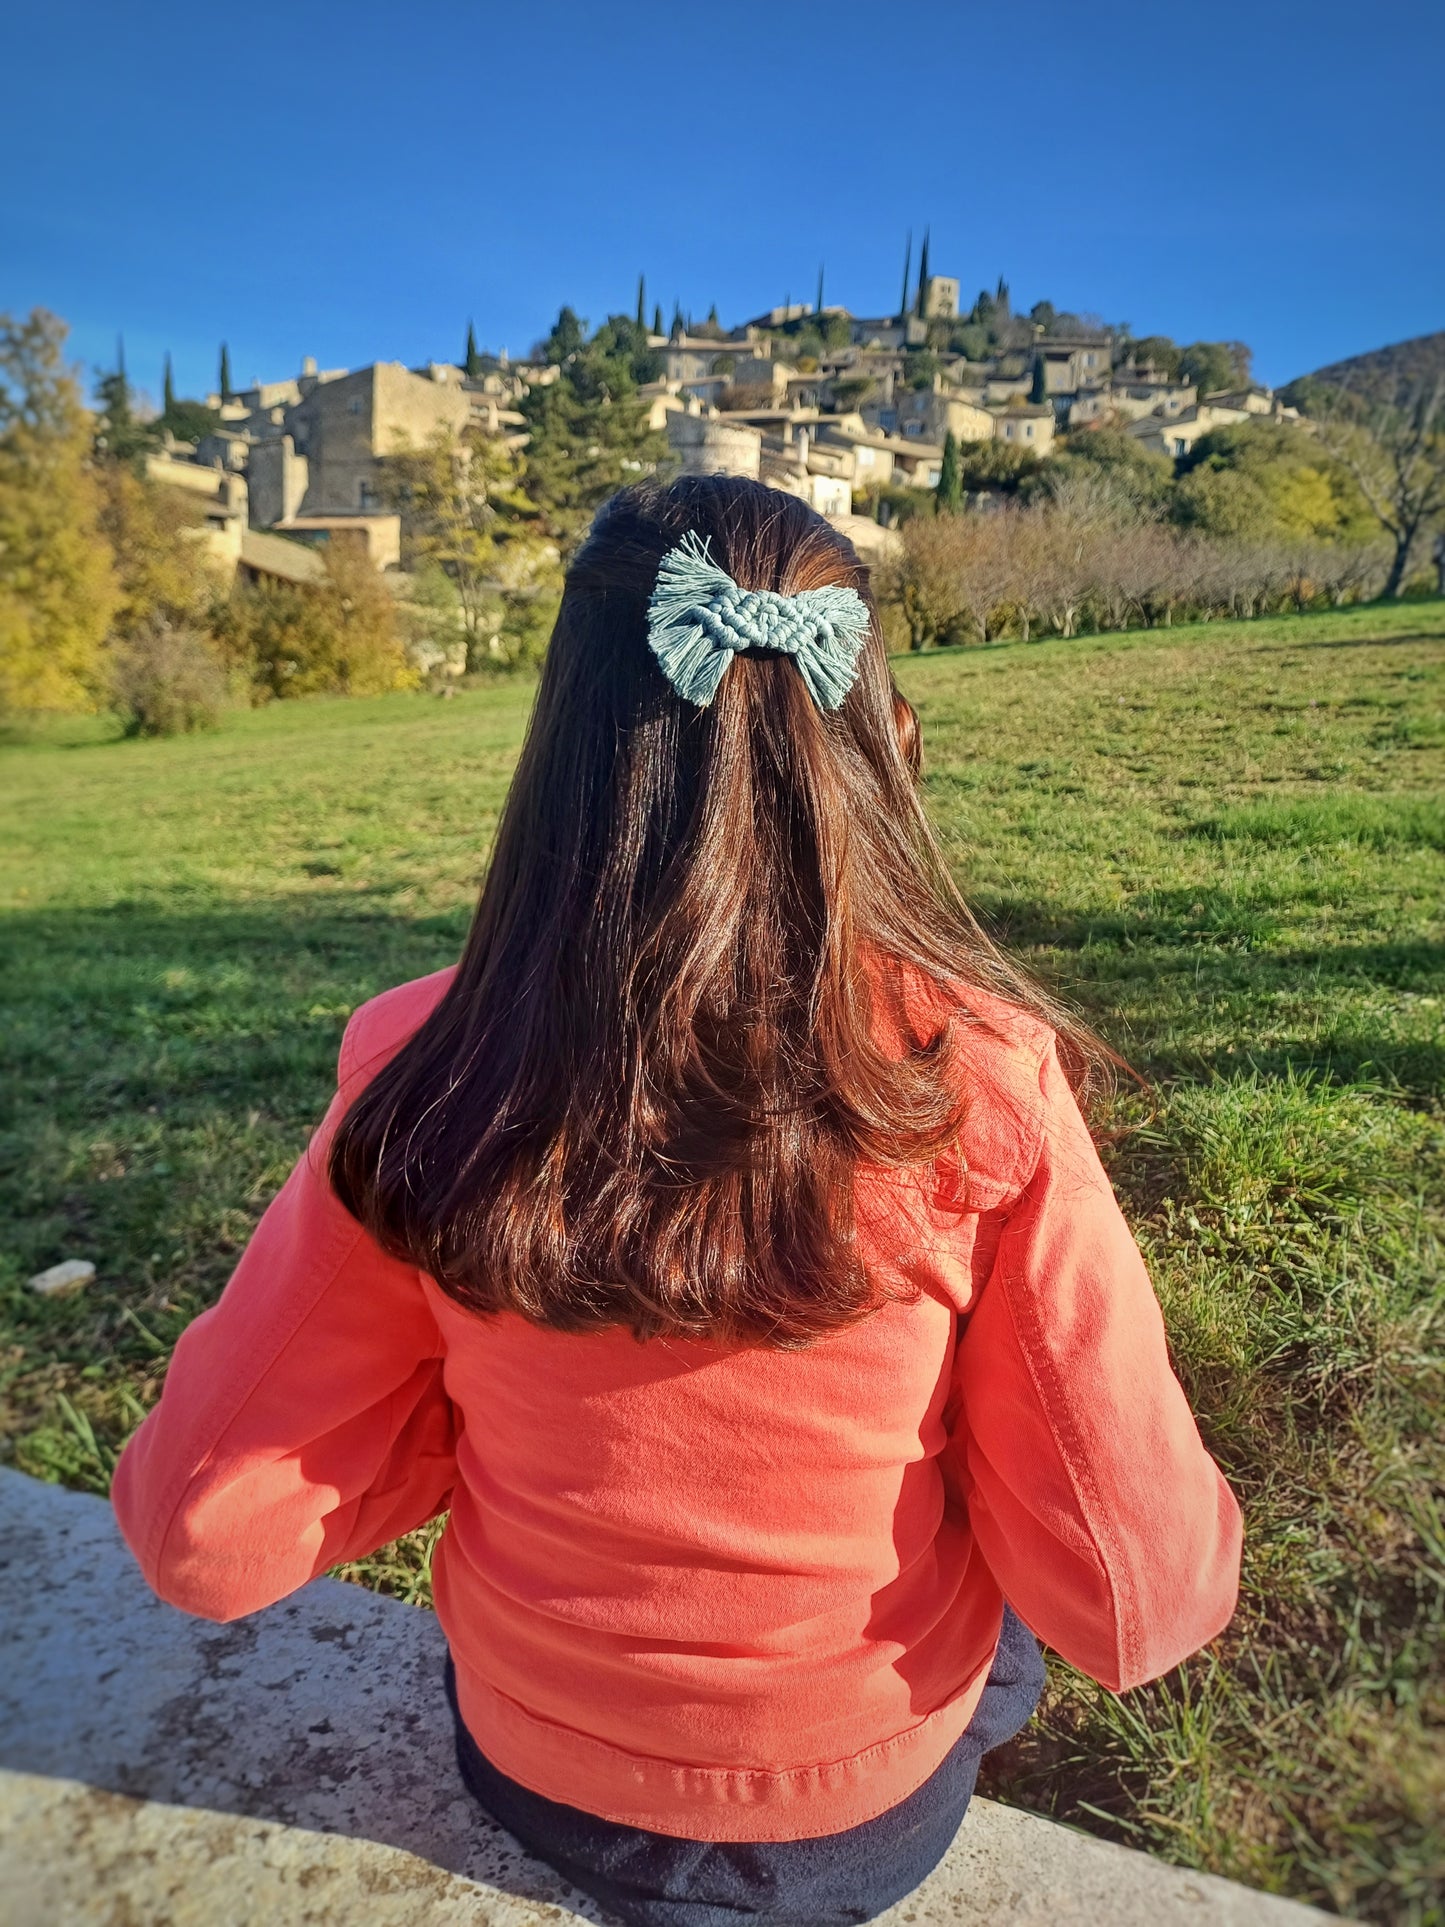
[111,1019,458,1622]
[951,1038,1242,1691]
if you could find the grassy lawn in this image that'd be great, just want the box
[3,597,1442,1921]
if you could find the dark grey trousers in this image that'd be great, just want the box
[446,1605,1045,1927]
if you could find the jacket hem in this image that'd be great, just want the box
[448,1661,993,1843]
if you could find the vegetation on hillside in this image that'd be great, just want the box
[0,311,419,732]
[3,300,1443,734]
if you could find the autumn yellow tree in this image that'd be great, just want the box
[0,310,117,713]
[217,540,419,701]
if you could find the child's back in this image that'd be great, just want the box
[113,475,1241,1921]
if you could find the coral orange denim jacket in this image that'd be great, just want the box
[112,966,1243,1842]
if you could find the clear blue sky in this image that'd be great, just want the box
[4,0,1440,406]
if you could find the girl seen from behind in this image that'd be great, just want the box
[113,474,1242,1927]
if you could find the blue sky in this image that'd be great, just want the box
[3,0,1440,406]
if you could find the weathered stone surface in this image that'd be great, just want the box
[0,1471,1328,1925]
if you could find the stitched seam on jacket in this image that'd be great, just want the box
[993,1046,1135,1687]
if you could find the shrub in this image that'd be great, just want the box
[109,616,227,736]
[217,544,420,701]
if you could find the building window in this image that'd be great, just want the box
[1025,424,1033,439]
[359,481,378,509]
[348,396,363,415]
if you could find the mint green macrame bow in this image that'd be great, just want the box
[645,531,871,711]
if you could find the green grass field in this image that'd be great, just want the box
[3,599,1442,1922]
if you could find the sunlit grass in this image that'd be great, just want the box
[2,597,1442,1920]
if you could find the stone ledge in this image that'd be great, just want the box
[0,1471,1328,1925]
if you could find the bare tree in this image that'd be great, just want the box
[1312,375,1445,599]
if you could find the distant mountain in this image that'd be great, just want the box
[1285,331,1445,406]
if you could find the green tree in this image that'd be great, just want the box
[218,341,232,403]
[382,424,555,670]
[1126,335,1182,379]
[519,316,669,549]
[1050,428,1173,513]
[915,228,930,315]
[160,397,222,445]
[635,276,646,330]
[904,349,940,391]
[544,306,586,364]
[0,311,118,713]
[163,353,175,413]
[948,321,991,362]
[464,322,482,378]
[1311,376,1445,597]
[935,430,963,513]
[1178,340,1252,395]
[94,340,159,464]
[652,303,664,338]
[1176,421,1373,542]
[1029,356,1047,405]
[954,439,1044,497]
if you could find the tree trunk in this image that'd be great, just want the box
[1380,533,1412,600]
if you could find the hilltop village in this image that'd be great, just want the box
[146,259,1302,584]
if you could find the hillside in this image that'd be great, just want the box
[1287,328,1445,402]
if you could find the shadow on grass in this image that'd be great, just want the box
[1,897,468,1118]
[972,896,1444,1099]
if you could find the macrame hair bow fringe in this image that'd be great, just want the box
[645,530,871,711]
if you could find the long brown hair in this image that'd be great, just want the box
[331,475,1102,1346]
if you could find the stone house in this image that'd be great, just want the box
[893,383,995,446]
[1126,399,1255,458]
[991,403,1056,454]
[1032,335,1113,398]
[246,362,477,527]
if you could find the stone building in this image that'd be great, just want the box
[919,274,961,320]
[665,412,764,479]
[991,402,1056,454]
[894,384,996,446]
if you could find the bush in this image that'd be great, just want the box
[110,616,227,736]
[216,545,420,701]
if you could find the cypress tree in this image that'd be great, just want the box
[935,429,963,513]
[163,352,175,414]
[218,341,232,402]
[816,265,825,315]
[636,275,646,329]
[464,321,481,377]
[1030,354,1047,405]
[916,228,930,315]
[652,303,664,338]
[899,231,912,321]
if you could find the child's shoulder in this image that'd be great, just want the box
[891,967,1061,1207]
[337,966,459,1100]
